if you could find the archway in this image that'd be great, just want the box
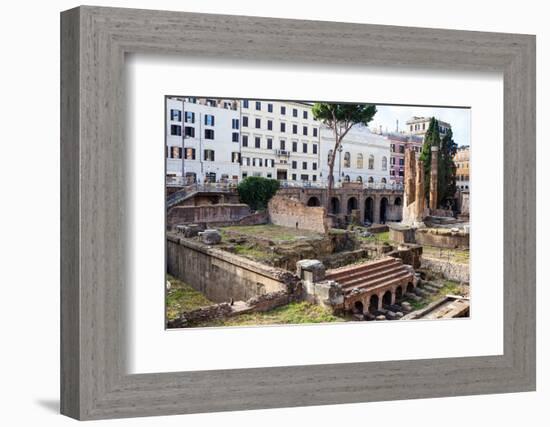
[347,197,358,214]
[354,301,364,314]
[395,286,403,301]
[406,282,414,294]
[369,294,379,313]
[380,197,388,224]
[329,197,340,214]
[382,290,392,307]
[307,196,321,207]
[364,197,374,223]
[394,197,402,206]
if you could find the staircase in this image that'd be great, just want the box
[325,257,414,295]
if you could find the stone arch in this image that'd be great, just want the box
[380,197,388,224]
[347,197,358,214]
[406,282,415,294]
[356,176,363,183]
[364,197,374,223]
[394,196,402,206]
[381,177,387,184]
[368,176,374,183]
[307,196,321,207]
[382,290,392,307]
[344,175,351,182]
[329,197,341,214]
[354,300,364,314]
[395,285,403,301]
[369,294,379,313]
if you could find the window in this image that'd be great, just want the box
[204,129,215,139]
[280,106,286,115]
[243,99,249,108]
[267,173,272,178]
[368,176,374,183]
[344,175,350,182]
[302,162,307,170]
[292,141,298,152]
[184,147,195,160]
[391,157,395,165]
[204,114,215,126]
[232,118,239,129]
[267,120,273,130]
[292,124,298,134]
[184,126,194,138]
[280,140,286,150]
[292,161,297,169]
[312,175,317,182]
[398,158,404,166]
[368,155,375,169]
[204,149,215,161]
[357,153,364,169]
[280,122,286,132]
[206,99,216,107]
[303,110,308,119]
[232,132,239,142]
[187,97,197,103]
[242,135,248,147]
[255,137,261,148]
[292,108,298,117]
[291,173,296,181]
[170,146,182,159]
[303,126,308,136]
[312,162,317,170]
[268,103,273,113]
[300,174,308,181]
[382,156,387,171]
[313,144,318,154]
[184,111,195,123]
[242,172,248,179]
[242,116,249,127]
[399,145,405,154]
[313,128,318,137]
[170,109,181,121]
[255,118,261,128]
[170,125,181,136]
[255,101,261,110]
[344,152,351,168]
[381,177,387,184]
[390,143,395,152]
[267,138,273,149]
[327,149,333,165]
[356,176,362,183]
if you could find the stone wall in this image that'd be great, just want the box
[268,195,329,233]
[421,257,470,283]
[389,225,416,244]
[167,203,251,227]
[415,228,469,249]
[387,244,423,269]
[167,235,298,302]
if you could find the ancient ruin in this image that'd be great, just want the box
[401,148,426,227]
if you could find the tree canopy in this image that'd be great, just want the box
[237,177,280,211]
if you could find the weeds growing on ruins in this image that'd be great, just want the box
[165,97,471,328]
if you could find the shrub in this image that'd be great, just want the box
[237,177,280,211]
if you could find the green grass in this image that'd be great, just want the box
[220,224,321,242]
[233,244,275,262]
[360,230,391,244]
[166,275,214,321]
[422,245,470,264]
[192,301,344,327]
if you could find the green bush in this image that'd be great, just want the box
[237,177,280,211]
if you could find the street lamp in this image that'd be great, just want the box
[338,145,344,182]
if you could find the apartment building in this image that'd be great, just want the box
[320,125,391,185]
[386,133,424,184]
[454,145,470,190]
[166,97,241,184]
[239,100,321,182]
[406,116,451,138]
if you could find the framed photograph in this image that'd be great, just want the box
[61,6,536,420]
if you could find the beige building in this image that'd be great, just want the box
[406,116,451,138]
[454,145,470,190]
[239,100,321,183]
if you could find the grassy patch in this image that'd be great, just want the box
[407,279,467,311]
[360,230,392,244]
[422,245,470,264]
[192,301,344,327]
[233,244,274,262]
[220,224,321,242]
[166,275,214,321]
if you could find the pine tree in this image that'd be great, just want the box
[419,117,440,203]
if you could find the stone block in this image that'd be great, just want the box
[199,229,222,245]
[296,259,326,282]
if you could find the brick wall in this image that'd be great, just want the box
[167,203,251,227]
[268,195,328,233]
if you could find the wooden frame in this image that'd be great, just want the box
[61,5,536,420]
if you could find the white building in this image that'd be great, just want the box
[320,125,391,185]
[239,100,321,182]
[406,116,451,138]
[166,97,241,184]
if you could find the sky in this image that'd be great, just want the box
[370,104,471,147]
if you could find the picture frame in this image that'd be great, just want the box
[60,5,536,420]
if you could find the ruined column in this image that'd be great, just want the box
[404,149,416,207]
[415,158,425,222]
[429,146,439,211]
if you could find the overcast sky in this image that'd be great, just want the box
[369,104,471,147]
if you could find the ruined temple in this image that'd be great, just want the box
[401,148,426,226]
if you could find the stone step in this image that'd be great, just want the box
[342,269,413,293]
[343,272,414,296]
[328,262,405,286]
[325,257,400,281]
[338,264,410,288]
